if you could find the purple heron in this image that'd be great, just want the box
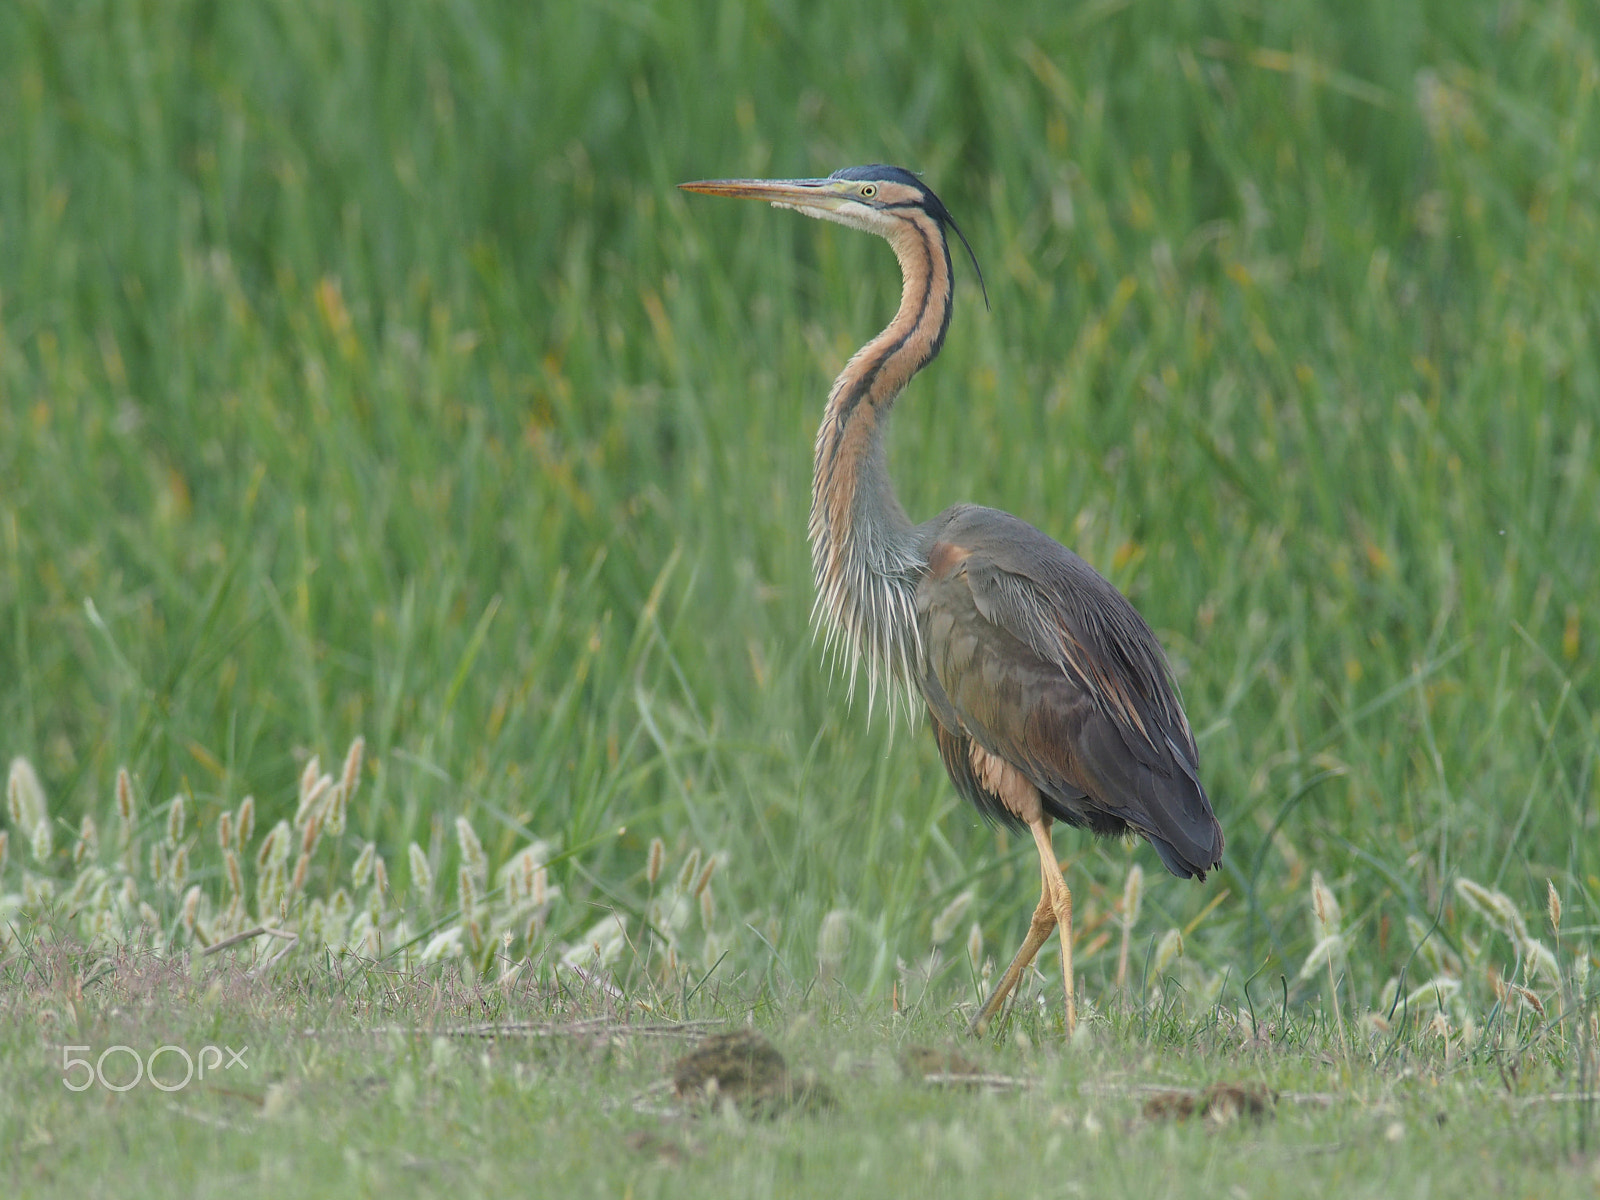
[680,166,1223,1035]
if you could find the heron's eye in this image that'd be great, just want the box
[859,184,876,198]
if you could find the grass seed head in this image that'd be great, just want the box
[1153,927,1184,976]
[29,815,52,863]
[678,847,702,894]
[1546,881,1561,934]
[931,889,975,945]
[236,796,255,849]
[1310,871,1341,941]
[169,844,189,891]
[323,781,347,837]
[0,829,7,876]
[299,754,321,809]
[1121,863,1144,927]
[74,814,98,866]
[456,817,487,882]
[115,766,135,824]
[409,842,433,897]
[225,848,243,898]
[301,812,323,857]
[372,854,388,897]
[817,909,850,980]
[966,921,984,971]
[7,757,47,833]
[217,810,233,850]
[181,885,202,934]
[291,851,311,896]
[694,856,718,898]
[699,884,717,928]
[166,794,185,847]
[1454,878,1528,946]
[139,901,161,930]
[646,837,665,885]
[352,842,376,889]
[458,865,477,915]
[340,736,364,803]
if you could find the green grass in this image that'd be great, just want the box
[2,938,1598,1198]
[2,0,1599,1191]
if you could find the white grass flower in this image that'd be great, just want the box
[699,884,717,928]
[408,842,433,898]
[1152,927,1184,976]
[29,816,52,864]
[1546,881,1561,935]
[235,795,255,850]
[496,840,554,903]
[352,842,376,889]
[169,844,189,891]
[115,766,135,825]
[217,810,233,851]
[1522,938,1561,987]
[300,812,323,857]
[1295,934,1347,983]
[562,913,628,969]
[1505,981,1546,1019]
[166,794,185,847]
[456,817,486,882]
[76,815,99,865]
[677,847,701,894]
[1404,976,1461,1011]
[966,921,984,972]
[149,841,166,885]
[1454,878,1528,946]
[8,757,47,833]
[694,855,718,898]
[298,754,321,811]
[323,781,347,837]
[1310,871,1341,942]
[646,837,665,885]
[458,866,476,915]
[339,736,365,804]
[24,874,55,907]
[817,908,851,980]
[325,887,352,940]
[420,926,463,964]
[224,849,243,898]
[372,854,388,898]
[181,885,202,935]
[1121,863,1144,926]
[291,851,311,896]
[257,860,286,923]
[139,901,161,930]
[930,890,974,946]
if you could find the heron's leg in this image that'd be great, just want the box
[968,864,1056,1037]
[1029,817,1077,1035]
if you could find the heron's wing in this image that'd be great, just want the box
[915,506,1223,878]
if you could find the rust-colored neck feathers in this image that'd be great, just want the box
[808,209,955,710]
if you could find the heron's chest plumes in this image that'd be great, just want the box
[808,401,925,716]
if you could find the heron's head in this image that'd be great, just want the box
[679,165,987,305]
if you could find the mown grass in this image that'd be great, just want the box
[2,0,1599,1187]
[2,936,1598,1199]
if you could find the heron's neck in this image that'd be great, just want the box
[808,217,954,704]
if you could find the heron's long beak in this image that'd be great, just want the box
[678,177,849,215]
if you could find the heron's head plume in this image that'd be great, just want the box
[679,165,988,309]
